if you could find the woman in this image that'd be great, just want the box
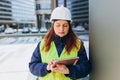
[29,6,91,80]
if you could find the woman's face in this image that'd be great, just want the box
[53,20,69,37]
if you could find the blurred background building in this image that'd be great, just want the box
[35,0,51,31]
[0,0,89,33]
[0,0,36,32]
[52,0,89,30]
[36,0,88,31]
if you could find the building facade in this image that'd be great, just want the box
[71,0,88,30]
[35,0,51,30]
[0,0,36,29]
[57,0,89,30]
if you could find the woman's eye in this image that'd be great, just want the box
[63,24,68,27]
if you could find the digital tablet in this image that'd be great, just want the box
[52,57,79,65]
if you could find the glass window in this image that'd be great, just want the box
[38,3,51,10]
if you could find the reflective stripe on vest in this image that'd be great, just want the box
[39,39,82,80]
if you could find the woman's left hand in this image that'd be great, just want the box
[51,64,69,74]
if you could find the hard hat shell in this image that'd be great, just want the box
[50,5,72,22]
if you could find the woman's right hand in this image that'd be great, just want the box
[46,61,56,71]
[47,61,69,74]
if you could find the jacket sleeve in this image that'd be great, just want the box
[29,42,49,77]
[66,41,92,79]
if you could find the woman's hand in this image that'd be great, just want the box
[47,61,69,74]
[51,64,69,74]
[46,61,56,71]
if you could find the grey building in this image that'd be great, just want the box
[71,0,88,29]
[57,0,89,30]
[0,0,36,29]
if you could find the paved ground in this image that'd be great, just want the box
[0,35,89,80]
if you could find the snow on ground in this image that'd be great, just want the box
[0,43,37,80]
[0,36,89,80]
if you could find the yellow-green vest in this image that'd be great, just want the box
[39,39,82,80]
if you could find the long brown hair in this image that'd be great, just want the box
[42,21,79,54]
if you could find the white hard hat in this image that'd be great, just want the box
[50,5,72,22]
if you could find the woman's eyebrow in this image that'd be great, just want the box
[64,23,69,24]
[55,22,68,25]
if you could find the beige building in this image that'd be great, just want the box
[35,0,52,30]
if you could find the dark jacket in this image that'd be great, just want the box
[29,35,91,80]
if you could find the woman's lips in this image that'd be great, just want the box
[59,32,64,34]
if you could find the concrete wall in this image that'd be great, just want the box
[89,0,120,80]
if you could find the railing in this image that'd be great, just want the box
[0,33,46,38]
[0,31,89,38]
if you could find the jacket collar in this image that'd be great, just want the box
[53,34,67,44]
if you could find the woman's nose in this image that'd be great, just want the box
[60,26,64,31]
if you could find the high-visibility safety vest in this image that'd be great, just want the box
[39,39,82,80]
